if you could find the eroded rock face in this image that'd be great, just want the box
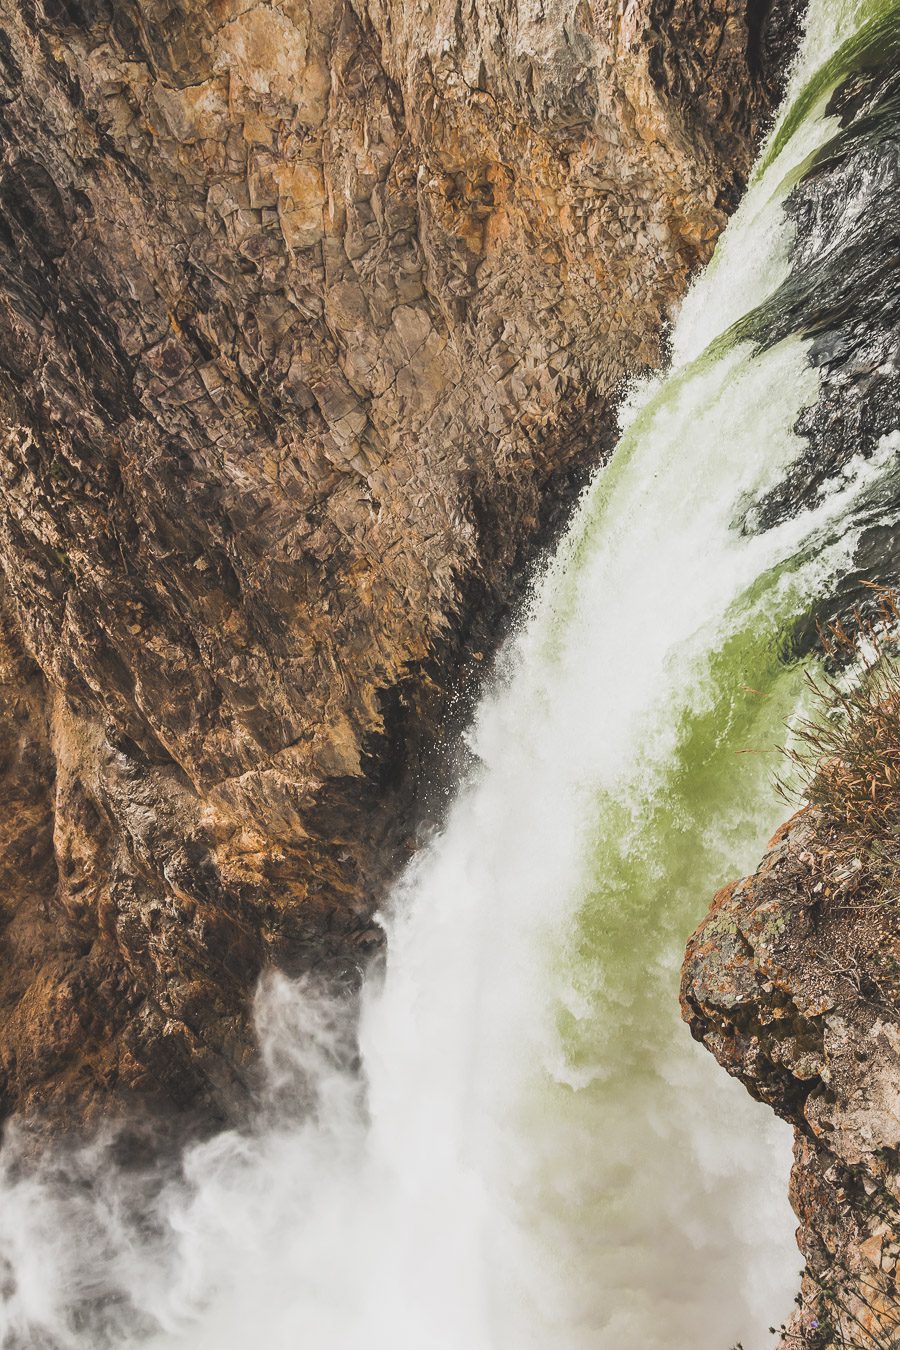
[682,812,900,1348]
[0,0,795,1126]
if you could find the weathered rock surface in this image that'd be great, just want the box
[682,811,900,1348]
[0,0,795,1126]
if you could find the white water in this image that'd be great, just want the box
[2,3,897,1347]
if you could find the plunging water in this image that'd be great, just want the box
[2,0,899,1345]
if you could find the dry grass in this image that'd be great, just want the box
[779,588,900,902]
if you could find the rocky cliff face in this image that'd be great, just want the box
[683,811,900,1348]
[0,0,795,1127]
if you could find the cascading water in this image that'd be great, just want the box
[2,1,899,1346]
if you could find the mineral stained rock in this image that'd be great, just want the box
[0,0,794,1126]
[682,811,900,1348]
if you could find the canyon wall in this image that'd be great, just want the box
[0,0,794,1127]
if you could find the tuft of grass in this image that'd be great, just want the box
[798,1256,900,1349]
[779,588,900,902]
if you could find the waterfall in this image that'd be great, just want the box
[1,0,898,1345]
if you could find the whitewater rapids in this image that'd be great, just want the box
[1,0,898,1345]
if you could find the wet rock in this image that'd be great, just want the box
[737,31,900,646]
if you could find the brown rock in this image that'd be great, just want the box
[0,0,797,1127]
[682,810,900,1348]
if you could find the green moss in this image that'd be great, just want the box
[556,572,815,1083]
[759,4,900,175]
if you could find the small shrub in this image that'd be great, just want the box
[779,588,900,899]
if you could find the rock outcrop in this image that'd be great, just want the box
[682,810,900,1348]
[0,0,796,1127]
[681,25,900,1340]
